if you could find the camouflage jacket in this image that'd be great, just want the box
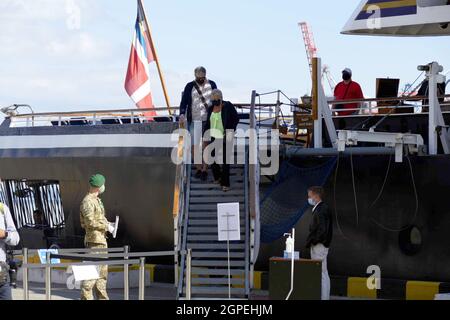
[80,193,108,245]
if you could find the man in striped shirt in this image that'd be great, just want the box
[180,67,218,180]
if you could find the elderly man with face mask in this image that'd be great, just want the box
[79,174,115,300]
[179,67,218,181]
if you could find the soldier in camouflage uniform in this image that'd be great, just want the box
[80,174,114,300]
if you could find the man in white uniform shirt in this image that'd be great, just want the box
[0,201,20,300]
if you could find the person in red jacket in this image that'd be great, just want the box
[333,68,364,116]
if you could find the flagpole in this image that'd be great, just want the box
[138,0,172,115]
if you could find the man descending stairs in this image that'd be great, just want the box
[179,160,250,300]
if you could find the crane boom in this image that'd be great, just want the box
[299,22,318,77]
[299,22,336,92]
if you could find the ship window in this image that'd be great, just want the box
[399,225,422,256]
[0,180,65,230]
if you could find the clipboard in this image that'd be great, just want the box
[112,216,119,239]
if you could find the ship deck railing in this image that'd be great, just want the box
[4,107,180,128]
[324,94,450,118]
[5,94,450,129]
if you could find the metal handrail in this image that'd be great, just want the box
[177,163,192,298]
[19,247,185,301]
[173,119,189,286]
[11,107,180,119]
[327,94,450,105]
[13,247,126,255]
[244,140,250,297]
[185,249,192,300]
[50,251,180,260]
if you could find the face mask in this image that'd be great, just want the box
[212,100,221,107]
[99,185,106,194]
[308,198,316,206]
[342,72,351,81]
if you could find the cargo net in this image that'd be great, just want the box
[260,157,337,243]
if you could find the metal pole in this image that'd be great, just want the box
[22,248,29,300]
[286,228,296,300]
[138,257,145,301]
[276,90,281,130]
[45,251,52,300]
[174,218,179,287]
[429,64,438,155]
[138,0,172,115]
[124,246,130,301]
[186,249,192,300]
[313,57,323,148]
[227,216,231,300]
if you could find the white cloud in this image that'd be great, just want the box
[46,32,110,58]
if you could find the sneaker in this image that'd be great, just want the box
[194,170,202,179]
[222,186,230,192]
[214,179,221,185]
[201,171,208,181]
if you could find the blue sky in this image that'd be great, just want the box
[0,0,449,113]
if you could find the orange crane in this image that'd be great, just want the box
[299,22,336,92]
[299,22,318,76]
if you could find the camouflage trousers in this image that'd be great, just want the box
[80,242,109,300]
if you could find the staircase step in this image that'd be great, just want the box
[191,260,246,267]
[187,243,246,250]
[190,184,245,190]
[192,252,245,258]
[184,287,246,295]
[190,190,244,196]
[191,166,244,171]
[188,220,244,226]
[187,235,244,241]
[189,197,245,204]
[189,211,244,216]
[190,278,245,285]
[191,268,245,276]
[190,204,245,211]
[188,211,222,217]
[188,227,243,234]
[191,165,244,171]
[191,171,244,177]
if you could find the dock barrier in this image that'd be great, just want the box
[15,247,189,301]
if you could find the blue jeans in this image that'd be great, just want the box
[0,284,12,300]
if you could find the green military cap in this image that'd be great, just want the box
[89,174,106,188]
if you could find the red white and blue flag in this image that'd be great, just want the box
[125,0,157,117]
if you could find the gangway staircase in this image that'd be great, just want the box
[175,139,254,300]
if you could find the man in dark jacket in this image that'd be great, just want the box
[204,89,239,192]
[179,67,218,181]
[306,186,333,300]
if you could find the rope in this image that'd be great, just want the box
[350,150,359,227]
[370,155,419,232]
[369,155,393,209]
[403,71,425,97]
[333,152,350,240]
